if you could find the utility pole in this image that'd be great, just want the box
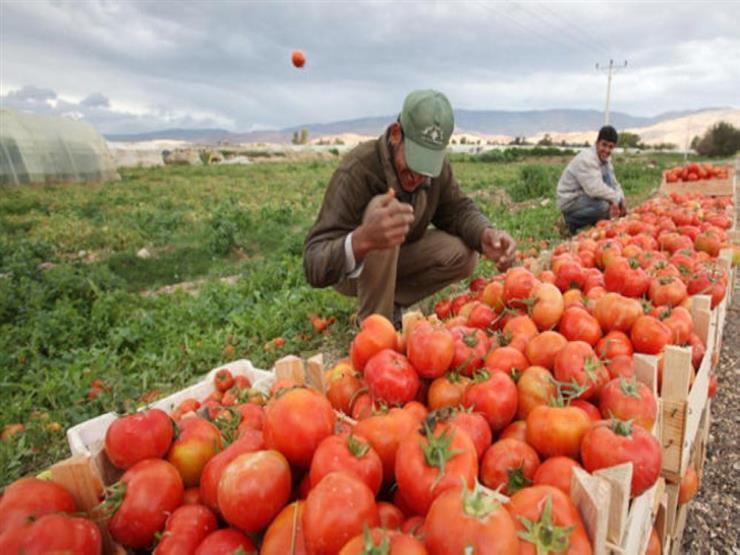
[596,59,628,125]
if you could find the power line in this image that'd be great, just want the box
[596,59,628,125]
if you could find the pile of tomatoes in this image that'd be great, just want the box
[663,162,730,183]
[1,193,731,555]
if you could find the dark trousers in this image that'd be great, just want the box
[562,196,611,233]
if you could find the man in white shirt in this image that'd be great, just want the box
[556,125,627,234]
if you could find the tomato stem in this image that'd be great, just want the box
[517,495,576,555]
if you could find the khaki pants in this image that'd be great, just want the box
[335,229,477,322]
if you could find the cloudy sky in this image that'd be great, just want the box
[1,0,739,134]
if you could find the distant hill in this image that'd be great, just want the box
[105,107,732,144]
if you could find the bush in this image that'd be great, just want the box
[507,164,560,201]
[693,122,740,157]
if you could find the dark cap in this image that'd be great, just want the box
[597,125,618,144]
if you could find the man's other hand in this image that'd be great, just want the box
[481,228,516,272]
[352,189,415,262]
[609,202,620,219]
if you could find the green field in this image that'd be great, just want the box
[0,150,679,483]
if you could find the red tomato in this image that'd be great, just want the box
[554,259,586,292]
[646,526,661,555]
[500,420,528,443]
[480,438,540,495]
[309,433,383,495]
[303,472,380,555]
[678,464,699,504]
[194,528,256,555]
[218,450,292,533]
[154,505,218,555]
[463,370,518,432]
[599,376,657,430]
[406,322,455,379]
[377,502,405,530]
[504,267,539,308]
[530,283,565,331]
[449,410,493,460]
[533,456,583,496]
[350,314,397,371]
[593,293,643,333]
[482,280,506,312]
[571,399,602,422]
[166,416,222,487]
[108,459,184,549]
[325,363,363,414]
[516,365,556,420]
[649,275,688,307]
[395,422,478,515]
[449,326,489,376]
[558,306,602,346]
[213,368,235,392]
[525,331,567,370]
[553,341,609,400]
[424,486,519,554]
[199,432,264,514]
[595,330,634,360]
[581,419,661,497]
[0,478,77,535]
[526,405,591,459]
[604,257,651,298]
[434,299,452,320]
[484,346,529,380]
[264,387,336,468]
[291,49,306,68]
[339,528,427,555]
[507,485,593,555]
[427,374,469,410]
[631,315,673,355]
[2,514,101,555]
[261,501,307,555]
[104,408,174,470]
[466,301,497,330]
[364,349,420,405]
[235,403,266,436]
[605,354,635,380]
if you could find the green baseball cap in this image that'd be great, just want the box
[399,89,454,178]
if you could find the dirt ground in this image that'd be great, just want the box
[681,277,739,553]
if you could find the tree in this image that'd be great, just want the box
[537,134,553,146]
[618,132,642,149]
[694,121,740,157]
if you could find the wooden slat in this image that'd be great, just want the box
[633,354,658,399]
[306,353,325,393]
[621,480,660,555]
[570,467,610,554]
[660,346,692,401]
[594,463,632,545]
[274,355,305,385]
[690,295,712,348]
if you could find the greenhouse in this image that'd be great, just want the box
[0,108,119,185]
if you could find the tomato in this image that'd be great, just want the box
[530,283,565,331]
[581,419,661,497]
[599,376,657,429]
[364,349,420,405]
[631,315,673,355]
[450,293,472,316]
[687,270,727,308]
[154,505,218,555]
[0,478,77,535]
[406,321,455,379]
[427,373,469,410]
[593,293,643,334]
[646,526,661,555]
[504,267,539,308]
[218,450,291,533]
[395,422,478,515]
[377,502,405,529]
[325,363,363,414]
[183,487,202,505]
[482,280,506,312]
[423,486,519,554]
[604,257,650,298]
[533,456,583,496]
[480,438,540,495]
[434,299,452,320]
[354,408,421,485]
[235,403,266,437]
[554,259,586,292]
[449,326,489,376]
[466,301,497,330]
[516,365,556,420]
[303,472,380,555]
[199,432,264,514]
[484,346,529,380]
[526,405,591,459]
[104,408,173,470]
[463,370,518,432]
[554,341,609,400]
[340,528,427,555]
[167,416,222,487]
[661,306,693,345]
[525,331,567,370]
[571,399,602,422]
[261,501,307,555]
[449,410,493,460]
[500,420,528,442]
[507,485,593,555]
[107,459,184,549]
[678,464,699,504]
[708,373,718,398]
[1,514,101,555]
[605,354,635,380]
[309,433,383,495]
[194,528,256,555]
[558,306,602,346]
[264,387,336,468]
[695,230,721,257]
[649,276,688,307]
[350,314,397,371]
[595,330,633,360]
[213,368,235,392]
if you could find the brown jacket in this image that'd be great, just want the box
[303,128,491,288]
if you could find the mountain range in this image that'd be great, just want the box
[105,107,731,144]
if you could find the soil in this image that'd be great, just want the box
[681,276,739,553]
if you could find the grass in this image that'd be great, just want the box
[0,151,676,484]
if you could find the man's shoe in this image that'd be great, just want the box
[556,214,572,238]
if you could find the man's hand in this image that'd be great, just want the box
[352,189,415,262]
[609,202,620,219]
[480,228,516,272]
[618,198,628,217]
